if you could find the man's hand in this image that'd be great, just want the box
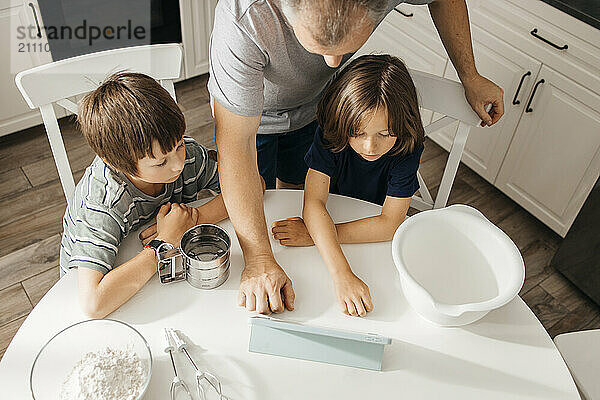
[462,73,504,127]
[238,255,295,314]
[271,217,314,247]
[427,0,504,127]
[332,270,373,317]
[214,100,296,314]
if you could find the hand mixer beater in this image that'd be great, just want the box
[167,328,224,400]
[164,328,193,400]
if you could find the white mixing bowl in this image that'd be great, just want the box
[391,204,525,326]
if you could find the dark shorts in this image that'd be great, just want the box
[256,120,317,189]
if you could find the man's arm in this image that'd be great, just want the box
[214,99,295,314]
[428,0,504,126]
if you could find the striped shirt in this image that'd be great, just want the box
[59,137,219,275]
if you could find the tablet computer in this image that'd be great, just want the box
[248,315,391,371]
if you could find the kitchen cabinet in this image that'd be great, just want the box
[468,0,600,236]
[180,0,217,79]
[495,65,600,236]
[0,0,54,136]
[369,0,600,236]
[429,26,543,184]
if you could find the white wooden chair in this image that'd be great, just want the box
[408,69,482,210]
[15,44,183,204]
[554,329,600,400]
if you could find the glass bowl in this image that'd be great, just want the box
[30,319,152,400]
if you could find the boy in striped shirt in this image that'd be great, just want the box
[60,72,229,318]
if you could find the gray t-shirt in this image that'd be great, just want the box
[59,137,219,275]
[208,0,434,134]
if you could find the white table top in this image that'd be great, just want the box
[0,190,580,399]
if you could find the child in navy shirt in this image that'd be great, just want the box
[272,55,425,317]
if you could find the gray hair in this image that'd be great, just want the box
[281,0,388,47]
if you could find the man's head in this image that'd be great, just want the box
[78,71,186,183]
[281,0,387,67]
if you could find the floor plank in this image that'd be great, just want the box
[185,122,216,150]
[548,301,600,338]
[496,207,561,252]
[0,284,32,326]
[421,138,446,163]
[0,235,61,291]
[522,285,571,332]
[582,313,600,331]
[22,268,60,307]
[540,272,593,312]
[0,180,67,228]
[417,153,445,191]
[454,163,495,196]
[182,102,214,133]
[520,239,559,295]
[446,175,485,206]
[0,169,84,230]
[176,74,210,112]
[467,186,519,225]
[22,144,95,187]
[0,168,31,201]
[0,203,66,258]
[0,116,85,173]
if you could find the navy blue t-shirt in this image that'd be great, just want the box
[304,127,424,206]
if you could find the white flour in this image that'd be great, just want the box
[59,347,147,400]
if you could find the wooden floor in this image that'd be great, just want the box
[1,74,598,360]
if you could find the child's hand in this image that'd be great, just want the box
[155,203,199,246]
[333,271,373,317]
[271,217,314,247]
[139,224,157,245]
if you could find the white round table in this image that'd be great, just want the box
[0,190,580,399]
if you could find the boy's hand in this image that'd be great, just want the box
[271,217,314,247]
[139,224,157,246]
[155,203,199,246]
[333,271,373,317]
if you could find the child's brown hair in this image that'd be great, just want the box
[78,71,185,176]
[316,54,424,155]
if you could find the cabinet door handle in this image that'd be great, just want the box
[525,79,545,113]
[394,8,414,17]
[512,71,531,105]
[530,29,568,50]
[28,3,42,38]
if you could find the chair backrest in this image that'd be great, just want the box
[404,69,483,210]
[409,68,481,127]
[16,44,182,109]
[14,44,183,203]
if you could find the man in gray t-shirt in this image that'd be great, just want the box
[208,0,504,314]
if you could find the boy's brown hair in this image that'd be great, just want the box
[316,54,424,156]
[78,71,185,176]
